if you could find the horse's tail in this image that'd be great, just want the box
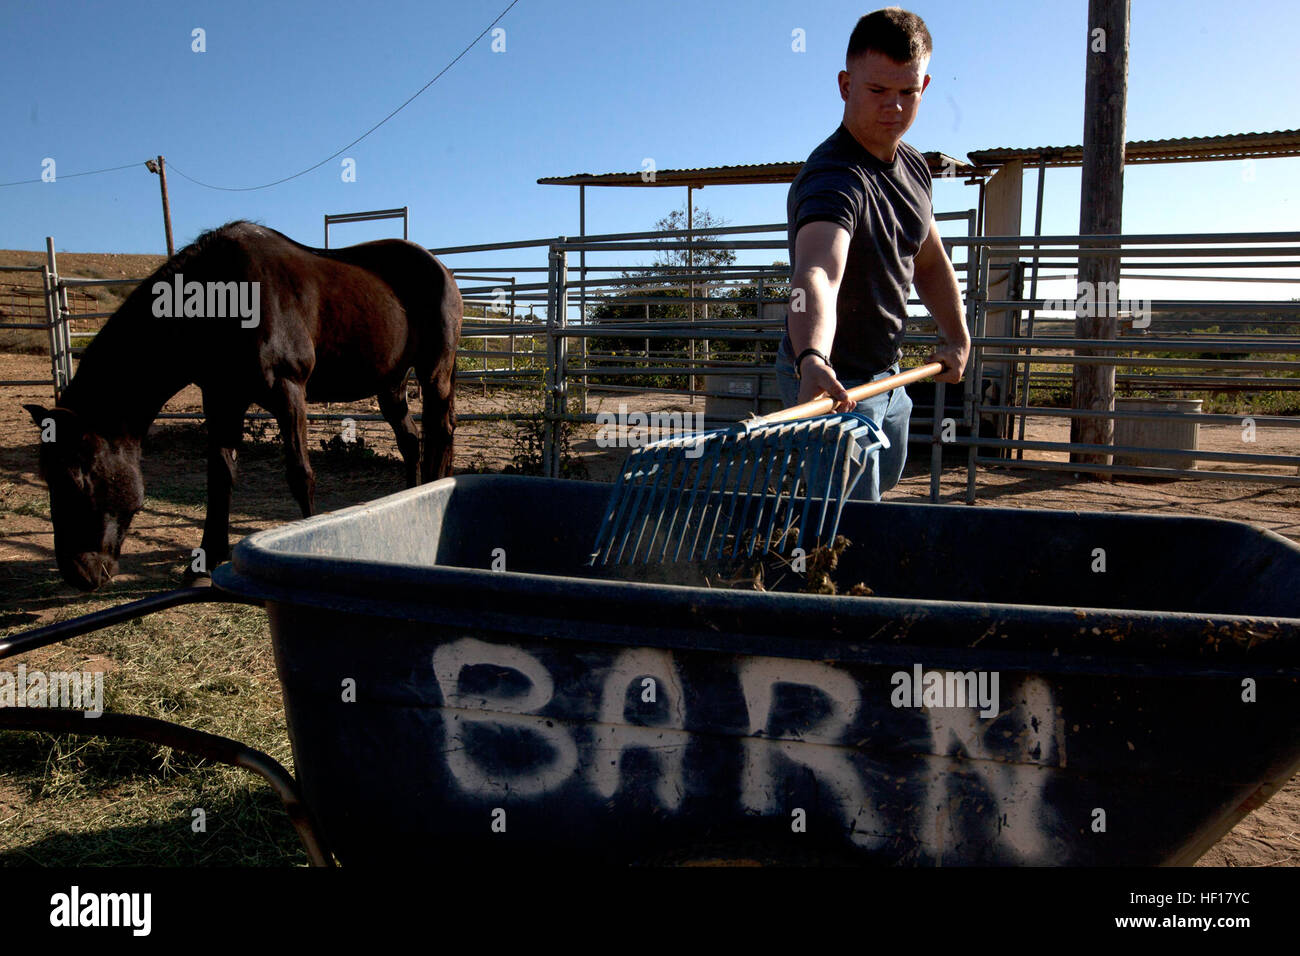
[419,255,461,482]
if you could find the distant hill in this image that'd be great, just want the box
[0,248,167,351]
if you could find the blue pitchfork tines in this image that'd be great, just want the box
[588,361,944,570]
[589,412,888,568]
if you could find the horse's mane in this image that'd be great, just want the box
[100,221,284,321]
[150,220,283,281]
[63,221,278,395]
[98,220,418,342]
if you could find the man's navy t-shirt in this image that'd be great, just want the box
[785,124,933,379]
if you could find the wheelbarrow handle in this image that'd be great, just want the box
[0,707,333,867]
[756,361,946,427]
[0,585,260,661]
[0,584,330,866]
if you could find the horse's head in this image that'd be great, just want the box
[24,404,144,590]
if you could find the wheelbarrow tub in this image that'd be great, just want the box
[213,475,1300,866]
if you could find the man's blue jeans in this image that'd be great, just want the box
[774,339,912,501]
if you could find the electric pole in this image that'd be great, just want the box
[145,155,175,257]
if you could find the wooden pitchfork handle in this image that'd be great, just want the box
[754,361,946,427]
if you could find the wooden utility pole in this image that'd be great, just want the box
[687,186,695,405]
[145,155,175,256]
[1071,0,1129,466]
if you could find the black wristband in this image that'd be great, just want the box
[794,348,831,380]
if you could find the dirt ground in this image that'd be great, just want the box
[2,345,1299,866]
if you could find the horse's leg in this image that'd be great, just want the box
[419,360,456,482]
[378,375,420,488]
[265,379,316,517]
[189,393,248,581]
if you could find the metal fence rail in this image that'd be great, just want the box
[9,224,1298,503]
[945,229,1300,498]
[0,263,54,387]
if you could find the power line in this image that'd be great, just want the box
[0,160,146,188]
[168,0,521,192]
[0,0,519,193]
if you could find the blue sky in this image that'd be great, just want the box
[2,0,1297,303]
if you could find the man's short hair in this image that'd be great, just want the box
[846,7,933,65]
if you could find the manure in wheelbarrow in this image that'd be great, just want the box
[587,525,874,596]
[709,528,874,596]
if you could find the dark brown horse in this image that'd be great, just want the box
[24,220,462,590]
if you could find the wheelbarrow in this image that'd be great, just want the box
[3,474,1299,866]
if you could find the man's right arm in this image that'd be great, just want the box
[789,221,855,410]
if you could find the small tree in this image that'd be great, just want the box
[647,206,737,272]
[584,206,740,388]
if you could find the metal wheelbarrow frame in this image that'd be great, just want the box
[3,474,1300,867]
[0,587,334,867]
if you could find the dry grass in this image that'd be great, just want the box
[0,600,304,866]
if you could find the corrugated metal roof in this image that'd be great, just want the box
[536,131,1300,189]
[967,129,1300,168]
[537,152,975,187]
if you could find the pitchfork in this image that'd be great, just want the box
[589,362,944,568]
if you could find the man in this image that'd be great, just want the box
[778,7,970,500]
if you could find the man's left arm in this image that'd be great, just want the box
[912,218,970,385]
